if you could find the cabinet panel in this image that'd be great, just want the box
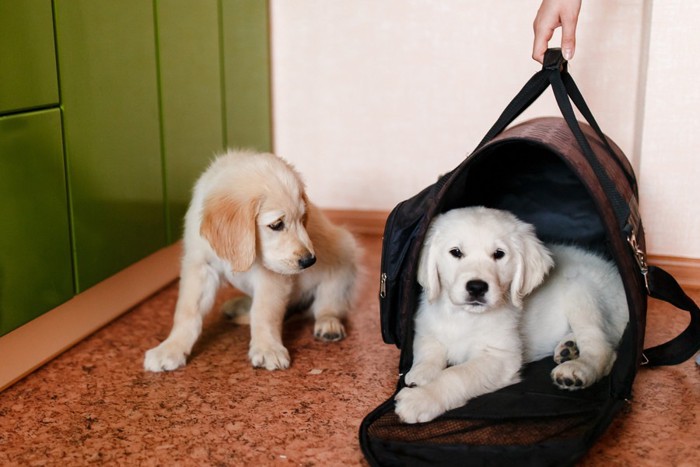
[156,0,225,243]
[0,0,59,114]
[54,0,166,291]
[0,110,73,335]
[221,0,272,152]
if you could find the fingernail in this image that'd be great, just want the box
[563,48,572,60]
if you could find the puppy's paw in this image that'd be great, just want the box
[249,342,290,370]
[551,360,597,390]
[404,364,442,387]
[314,316,346,342]
[394,386,444,424]
[221,296,252,325]
[144,341,188,372]
[553,334,580,364]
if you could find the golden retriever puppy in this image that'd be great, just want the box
[395,206,627,423]
[144,150,359,371]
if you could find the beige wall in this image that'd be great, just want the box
[638,1,700,258]
[270,0,700,259]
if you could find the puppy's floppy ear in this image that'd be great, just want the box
[417,225,441,302]
[509,222,553,309]
[200,192,261,272]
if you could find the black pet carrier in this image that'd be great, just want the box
[359,49,700,466]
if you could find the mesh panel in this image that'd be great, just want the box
[368,410,594,446]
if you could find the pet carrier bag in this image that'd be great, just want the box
[359,49,700,466]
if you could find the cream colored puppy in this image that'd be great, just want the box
[395,206,627,424]
[144,150,359,372]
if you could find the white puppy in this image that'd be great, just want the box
[144,150,359,372]
[395,206,628,424]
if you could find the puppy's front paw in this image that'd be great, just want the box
[144,341,188,372]
[405,364,442,387]
[314,316,346,342]
[551,360,597,390]
[249,342,290,370]
[394,386,444,424]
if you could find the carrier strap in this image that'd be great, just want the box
[548,69,631,229]
[478,48,631,229]
[643,266,700,366]
[561,73,639,194]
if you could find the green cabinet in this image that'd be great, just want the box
[0,0,59,114]
[55,0,167,291]
[157,0,272,242]
[156,0,226,242]
[0,0,272,336]
[222,0,272,151]
[0,110,74,335]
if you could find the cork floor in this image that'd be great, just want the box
[0,233,698,466]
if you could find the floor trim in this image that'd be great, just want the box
[0,242,182,392]
[2,209,698,392]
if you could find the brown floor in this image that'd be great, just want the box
[0,234,698,466]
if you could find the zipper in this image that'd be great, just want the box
[626,198,649,294]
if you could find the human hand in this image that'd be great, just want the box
[532,0,582,63]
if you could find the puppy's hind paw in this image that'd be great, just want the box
[551,360,597,390]
[314,316,346,342]
[221,295,252,325]
[553,334,580,364]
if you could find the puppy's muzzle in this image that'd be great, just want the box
[298,253,317,270]
[466,279,488,300]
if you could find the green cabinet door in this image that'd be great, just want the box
[0,0,59,114]
[54,0,166,291]
[222,0,272,152]
[156,0,225,243]
[0,109,73,335]
[157,0,272,242]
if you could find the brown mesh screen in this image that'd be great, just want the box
[368,410,593,446]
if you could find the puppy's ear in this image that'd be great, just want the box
[417,226,441,302]
[200,193,260,272]
[301,192,311,227]
[509,223,553,309]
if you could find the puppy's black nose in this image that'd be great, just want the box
[298,254,317,269]
[466,280,488,298]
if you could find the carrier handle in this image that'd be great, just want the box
[547,65,631,228]
[478,48,631,229]
[478,47,627,174]
[642,266,700,366]
[477,49,637,194]
[560,72,638,194]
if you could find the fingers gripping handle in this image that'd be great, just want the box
[543,48,568,72]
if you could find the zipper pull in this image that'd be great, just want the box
[379,272,387,298]
[627,228,650,294]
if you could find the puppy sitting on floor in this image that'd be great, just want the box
[395,206,628,424]
[144,150,359,372]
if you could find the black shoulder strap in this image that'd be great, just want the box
[643,266,700,366]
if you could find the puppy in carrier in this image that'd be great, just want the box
[394,206,628,424]
[360,49,700,466]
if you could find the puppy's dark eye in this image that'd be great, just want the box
[268,220,285,231]
[449,248,463,259]
[493,249,505,260]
